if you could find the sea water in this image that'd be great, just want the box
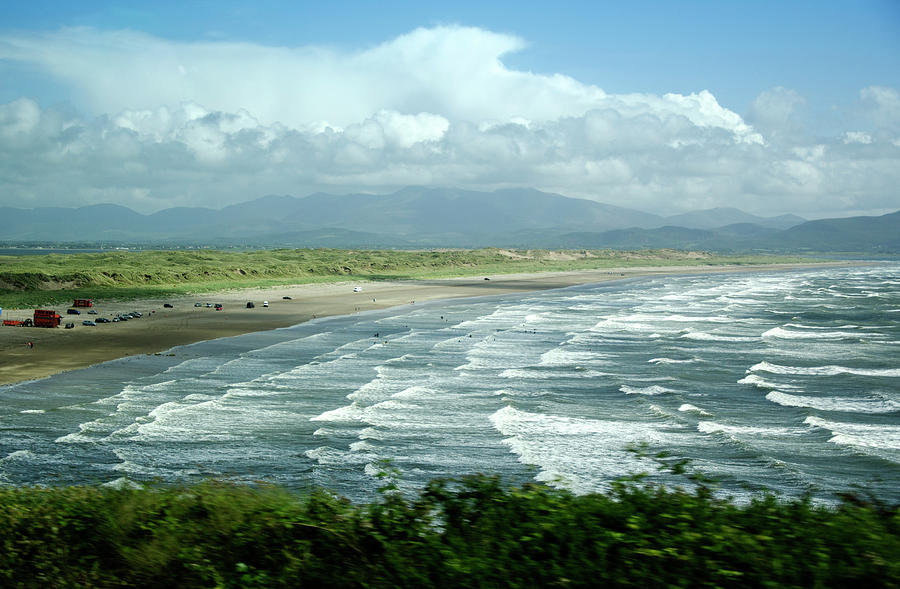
[1,264,898,503]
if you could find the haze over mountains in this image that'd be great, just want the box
[1,187,896,252]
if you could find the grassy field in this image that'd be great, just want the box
[0,248,811,309]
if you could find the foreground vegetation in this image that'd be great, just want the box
[0,248,812,308]
[0,473,897,588]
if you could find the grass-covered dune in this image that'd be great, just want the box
[0,248,809,308]
[1,475,897,588]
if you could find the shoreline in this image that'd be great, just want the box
[0,262,861,386]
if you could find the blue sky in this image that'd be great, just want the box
[1,1,898,217]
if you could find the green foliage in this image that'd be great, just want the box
[0,475,897,588]
[0,248,810,308]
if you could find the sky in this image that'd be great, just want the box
[1,1,898,218]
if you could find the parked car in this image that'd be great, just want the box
[67,309,81,315]
[87,310,98,314]
[82,320,96,326]
[353,287,362,292]
[214,303,223,310]
[112,317,120,322]
[282,296,292,300]
[96,317,110,323]
[246,302,255,308]
[163,303,174,308]
[194,302,203,307]
[64,322,75,329]
[263,301,269,307]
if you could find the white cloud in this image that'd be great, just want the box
[0,26,898,218]
[860,86,900,131]
[746,86,806,141]
[843,131,872,144]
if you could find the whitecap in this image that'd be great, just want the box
[620,385,677,396]
[766,391,900,414]
[1,450,37,462]
[698,421,807,437]
[762,327,861,340]
[305,446,368,464]
[489,405,688,494]
[804,416,900,454]
[679,404,712,417]
[750,362,900,377]
[102,477,144,490]
[680,331,757,342]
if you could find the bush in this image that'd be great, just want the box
[0,475,897,588]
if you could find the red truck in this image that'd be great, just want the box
[73,299,93,308]
[33,309,61,328]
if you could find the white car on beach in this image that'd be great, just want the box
[353,287,362,292]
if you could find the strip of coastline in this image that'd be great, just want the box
[0,261,860,386]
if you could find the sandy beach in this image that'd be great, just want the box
[0,262,856,386]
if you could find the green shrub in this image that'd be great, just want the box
[0,475,897,588]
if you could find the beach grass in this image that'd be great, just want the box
[0,248,810,308]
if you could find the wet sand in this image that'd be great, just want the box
[0,262,856,385]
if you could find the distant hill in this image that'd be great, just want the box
[663,207,805,230]
[526,211,899,253]
[0,189,894,252]
[0,188,665,244]
[775,210,900,252]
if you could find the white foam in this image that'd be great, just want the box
[19,409,45,414]
[1,450,36,462]
[681,331,757,342]
[750,361,900,377]
[762,327,861,340]
[539,347,606,367]
[698,421,806,437]
[648,357,695,365]
[304,446,366,464]
[349,440,377,453]
[359,427,386,440]
[804,416,900,454]
[679,404,712,417]
[737,374,800,391]
[489,405,687,494]
[310,403,366,422]
[102,477,144,490]
[620,385,677,396]
[766,391,900,414]
[500,368,610,379]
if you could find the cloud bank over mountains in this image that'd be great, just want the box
[1,25,898,217]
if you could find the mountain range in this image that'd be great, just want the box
[0,187,896,252]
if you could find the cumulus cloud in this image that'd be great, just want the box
[746,86,807,141]
[0,26,898,218]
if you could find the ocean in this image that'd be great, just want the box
[1,264,898,503]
